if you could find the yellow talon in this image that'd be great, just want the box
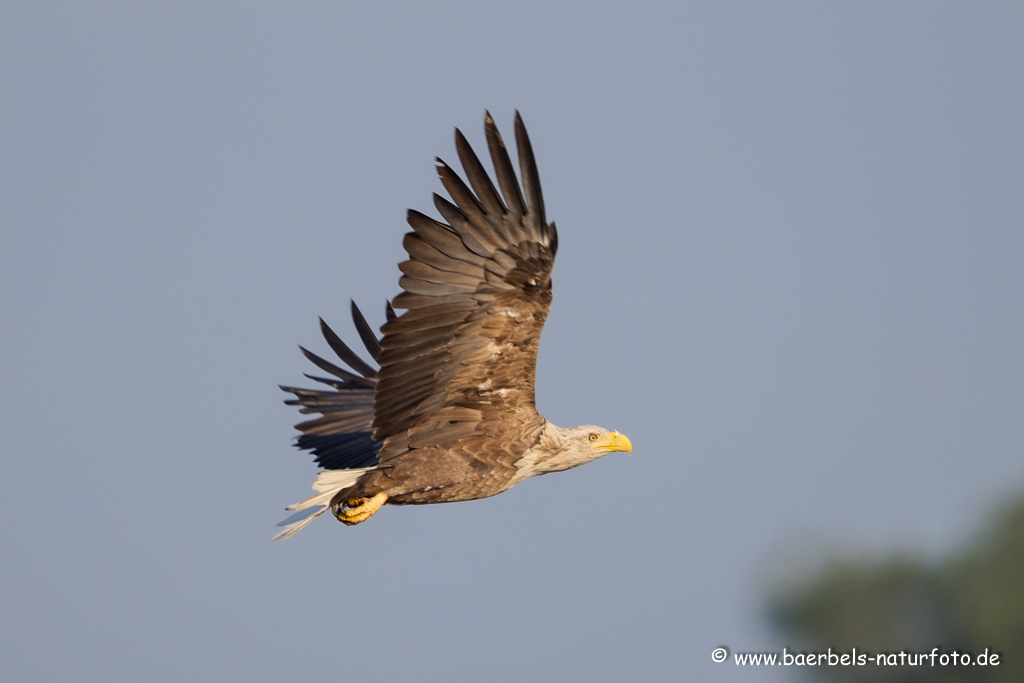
[333,492,388,526]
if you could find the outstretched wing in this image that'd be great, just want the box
[373,111,558,462]
[280,301,394,470]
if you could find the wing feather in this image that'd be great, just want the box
[484,111,526,217]
[398,275,478,297]
[398,260,484,288]
[455,127,517,246]
[298,346,373,387]
[391,291,493,310]
[382,310,472,338]
[455,127,506,216]
[318,317,377,379]
[435,160,507,249]
[402,233,486,279]
[375,338,449,367]
[406,211,489,267]
[432,194,498,258]
[350,301,382,362]
[514,111,546,239]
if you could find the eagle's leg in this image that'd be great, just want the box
[332,492,388,526]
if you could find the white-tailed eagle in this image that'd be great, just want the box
[276,112,632,539]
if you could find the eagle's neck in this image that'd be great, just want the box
[523,421,600,475]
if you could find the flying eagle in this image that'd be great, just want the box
[275,112,632,539]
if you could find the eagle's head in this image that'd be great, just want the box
[574,426,633,456]
[535,424,632,473]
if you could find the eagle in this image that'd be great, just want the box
[275,112,632,539]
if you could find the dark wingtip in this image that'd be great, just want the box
[514,110,545,227]
[317,317,377,379]
[484,112,525,216]
[513,110,525,138]
[350,299,382,361]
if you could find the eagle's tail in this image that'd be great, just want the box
[273,467,377,540]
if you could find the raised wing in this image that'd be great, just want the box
[373,112,558,462]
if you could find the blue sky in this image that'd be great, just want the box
[2,3,1022,681]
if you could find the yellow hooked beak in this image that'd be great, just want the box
[592,431,633,456]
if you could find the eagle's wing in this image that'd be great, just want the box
[279,300,392,470]
[373,112,558,462]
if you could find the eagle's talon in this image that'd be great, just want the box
[332,493,388,526]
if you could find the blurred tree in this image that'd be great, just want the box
[769,491,1024,683]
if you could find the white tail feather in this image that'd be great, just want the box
[273,467,376,540]
[273,505,329,541]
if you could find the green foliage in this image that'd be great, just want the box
[769,493,1024,683]
[951,496,1024,674]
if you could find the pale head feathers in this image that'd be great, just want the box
[515,423,633,479]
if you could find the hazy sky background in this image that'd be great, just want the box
[2,3,1022,681]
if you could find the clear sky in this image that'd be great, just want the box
[2,3,1022,681]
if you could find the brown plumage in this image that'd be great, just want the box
[275,112,632,539]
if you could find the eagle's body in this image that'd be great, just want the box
[275,113,631,539]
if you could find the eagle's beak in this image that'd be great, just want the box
[593,431,633,456]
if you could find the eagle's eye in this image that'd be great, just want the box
[588,433,598,442]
